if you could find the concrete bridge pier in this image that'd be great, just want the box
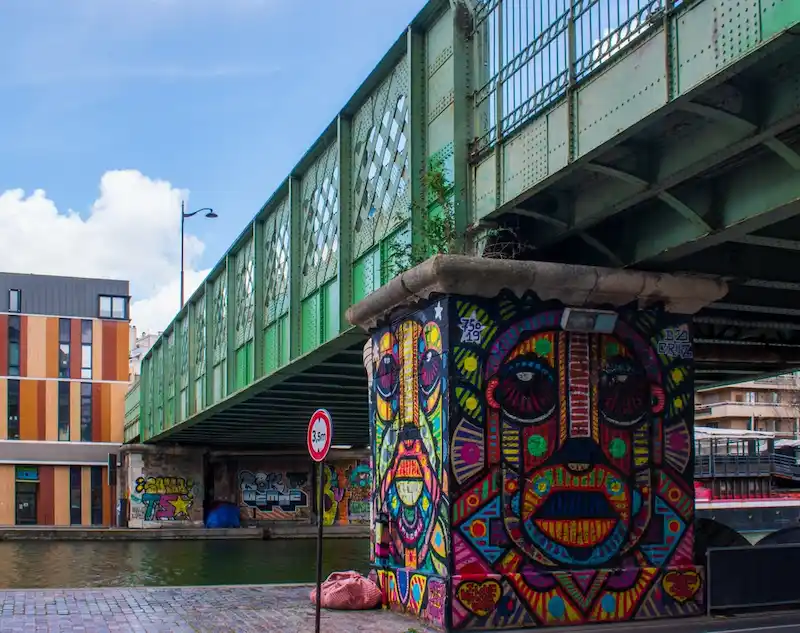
[347,255,728,630]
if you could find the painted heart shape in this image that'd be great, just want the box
[456,579,502,617]
[662,569,701,604]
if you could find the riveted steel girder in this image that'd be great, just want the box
[589,141,800,264]
[527,69,800,248]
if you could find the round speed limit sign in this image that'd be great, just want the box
[307,409,333,462]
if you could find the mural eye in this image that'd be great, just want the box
[493,358,557,424]
[599,356,649,425]
[419,348,442,397]
[376,354,399,399]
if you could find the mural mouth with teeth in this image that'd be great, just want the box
[521,465,631,555]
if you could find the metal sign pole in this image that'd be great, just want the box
[307,408,332,633]
[315,459,324,633]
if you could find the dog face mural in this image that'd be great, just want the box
[373,315,449,575]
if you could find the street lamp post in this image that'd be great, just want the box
[181,200,218,307]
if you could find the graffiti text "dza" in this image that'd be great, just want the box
[657,327,693,359]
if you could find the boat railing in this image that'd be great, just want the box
[772,452,800,480]
[694,453,774,478]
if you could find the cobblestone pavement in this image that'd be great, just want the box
[0,584,438,633]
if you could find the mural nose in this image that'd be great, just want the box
[560,438,602,472]
[400,425,421,442]
[567,463,591,473]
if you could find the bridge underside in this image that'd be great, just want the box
[490,36,800,388]
[153,331,369,448]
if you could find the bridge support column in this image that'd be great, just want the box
[347,256,728,630]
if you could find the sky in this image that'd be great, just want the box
[0,0,426,335]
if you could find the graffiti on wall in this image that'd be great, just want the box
[239,470,310,520]
[322,460,372,526]
[447,295,702,628]
[131,476,195,521]
[370,306,449,626]
[376,570,447,628]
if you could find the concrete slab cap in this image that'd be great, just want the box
[346,255,728,331]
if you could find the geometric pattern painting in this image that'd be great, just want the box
[367,292,703,630]
[322,459,372,526]
[449,293,703,629]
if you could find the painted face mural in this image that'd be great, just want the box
[486,320,663,567]
[450,296,700,628]
[373,312,449,575]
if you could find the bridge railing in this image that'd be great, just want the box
[124,379,140,443]
[471,0,685,157]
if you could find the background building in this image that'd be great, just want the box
[0,272,130,526]
[696,373,800,439]
[123,327,159,445]
[128,326,160,382]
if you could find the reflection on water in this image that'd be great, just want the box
[0,538,370,589]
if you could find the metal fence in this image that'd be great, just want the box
[707,543,800,614]
[472,0,688,154]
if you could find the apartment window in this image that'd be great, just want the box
[8,316,20,376]
[745,391,756,403]
[7,380,19,440]
[57,382,70,441]
[80,383,93,442]
[81,320,92,379]
[99,295,128,320]
[8,289,20,313]
[58,318,71,378]
[90,466,103,526]
[69,466,82,525]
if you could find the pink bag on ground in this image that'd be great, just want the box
[309,571,382,610]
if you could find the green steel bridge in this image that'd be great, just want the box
[128,0,800,449]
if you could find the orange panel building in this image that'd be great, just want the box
[0,273,130,526]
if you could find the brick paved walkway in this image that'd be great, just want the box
[0,584,437,632]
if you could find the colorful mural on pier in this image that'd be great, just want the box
[238,470,311,521]
[322,459,372,526]
[238,461,372,525]
[370,306,450,627]
[448,295,702,628]
[368,294,703,629]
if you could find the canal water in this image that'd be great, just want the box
[0,539,370,589]
[0,533,778,589]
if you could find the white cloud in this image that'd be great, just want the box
[130,268,211,338]
[0,170,212,335]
